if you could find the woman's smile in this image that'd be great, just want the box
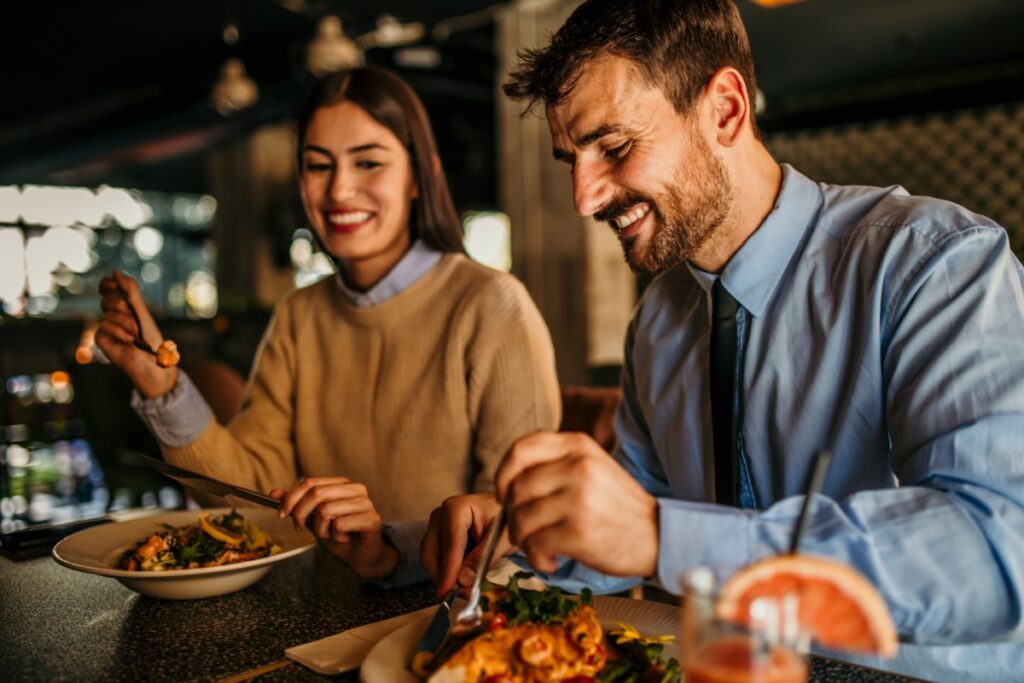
[327,208,375,234]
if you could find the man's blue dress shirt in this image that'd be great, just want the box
[539,165,1024,681]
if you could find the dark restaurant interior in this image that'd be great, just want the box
[2,0,1023,547]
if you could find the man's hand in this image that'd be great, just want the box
[421,493,512,598]
[496,431,659,577]
[271,477,397,580]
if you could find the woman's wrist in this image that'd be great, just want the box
[326,535,401,580]
[364,542,400,579]
[136,366,180,399]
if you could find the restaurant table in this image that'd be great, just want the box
[1,543,926,682]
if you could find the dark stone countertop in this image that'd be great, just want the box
[1,545,924,682]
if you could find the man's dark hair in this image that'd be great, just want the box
[503,0,758,132]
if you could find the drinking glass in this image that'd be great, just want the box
[681,567,809,683]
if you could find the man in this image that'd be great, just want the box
[419,1,1024,680]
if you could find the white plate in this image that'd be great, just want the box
[360,595,680,683]
[52,507,316,600]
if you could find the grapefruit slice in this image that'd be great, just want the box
[717,555,898,658]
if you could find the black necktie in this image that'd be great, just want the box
[710,279,739,506]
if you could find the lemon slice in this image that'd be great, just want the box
[198,512,244,547]
[246,521,270,549]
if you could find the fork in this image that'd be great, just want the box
[426,506,507,670]
[116,285,158,357]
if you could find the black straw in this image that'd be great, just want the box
[788,450,832,555]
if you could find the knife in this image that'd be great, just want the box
[412,588,459,677]
[138,454,282,508]
[414,601,454,656]
[139,455,325,533]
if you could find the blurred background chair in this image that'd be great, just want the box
[180,359,245,425]
[558,385,621,453]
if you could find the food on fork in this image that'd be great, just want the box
[716,555,898,658]
[155,339,180,368]
[419,572,680,683]
[117,510,280,571]
[113,280,181,368]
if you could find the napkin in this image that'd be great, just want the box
[285,606,435,675]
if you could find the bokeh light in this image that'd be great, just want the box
[290,228,334,287]
[0,186,21,223]
[463,211,512,272]
[96,186,150,228]
[0,228,26,302]
[133,226,165,259]
[185,269,218,318]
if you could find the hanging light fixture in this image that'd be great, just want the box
[211,22,259,115]
[356,15,425,50]
[748,0,808,7]
[307,16,363,76]
[211,58,259,115]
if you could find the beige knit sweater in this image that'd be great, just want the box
[163,254,561,521]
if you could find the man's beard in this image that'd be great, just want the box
[596,136,732,276]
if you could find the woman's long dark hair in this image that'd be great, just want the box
[297,67,465,254]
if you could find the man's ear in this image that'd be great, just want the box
[706,67,750,148]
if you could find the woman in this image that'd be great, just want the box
[97,67,560,584]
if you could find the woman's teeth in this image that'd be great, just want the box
[614,203,650,230]
[328,211,372,225]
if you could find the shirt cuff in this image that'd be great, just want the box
[130,371,214,448]
[655,498,756,594]
[376,520,429,589]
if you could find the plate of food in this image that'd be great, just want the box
[52,507,315,600]
[362,572,681,683]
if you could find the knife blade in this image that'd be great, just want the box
[138,454,281,509]
[414,602,453,655]
[413,589,458,655]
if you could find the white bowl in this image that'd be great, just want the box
[52,507,316,600]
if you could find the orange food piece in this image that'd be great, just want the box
[431,605,605,683]
[156,340,180,368]
[135,534,168,561]
[717,555,897,658]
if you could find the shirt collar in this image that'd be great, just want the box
[334,239,443,307]
[711,164,823,318]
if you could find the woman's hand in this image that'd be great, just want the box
[271,477,399,580]
[96,270,178,398]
